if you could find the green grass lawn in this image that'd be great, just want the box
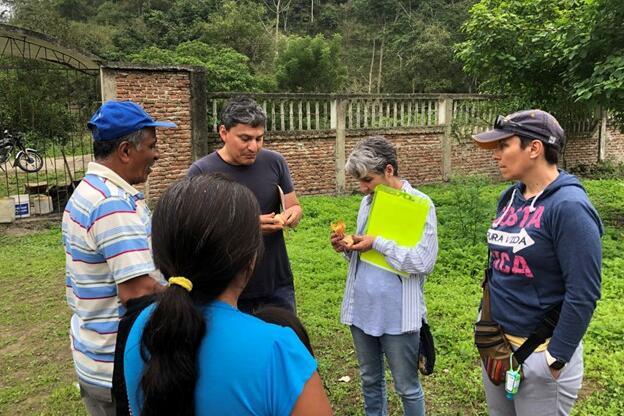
[0,178,622,415]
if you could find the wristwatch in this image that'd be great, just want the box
[545,349,566,370]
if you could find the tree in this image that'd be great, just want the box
[456,0,624,122]
[197,0,273,67]
[264,0,293,57]
[351,0,475,93]
[4,0,482,95]
[130,41,264,92]
[352,0,396,92]
[0,58,92,148]
[385,21,468,93]
[563,0,624,123]
[275,34,346,92]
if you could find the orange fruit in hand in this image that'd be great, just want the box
[330,220,346,236]
[342,235,354,247]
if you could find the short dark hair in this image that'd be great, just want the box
[220,95,267,129]
[345,136,399,178]
[139,173,264,416]
[92,129,144,160]
[518,135,561,165]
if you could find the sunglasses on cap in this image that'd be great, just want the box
[493,115,557,145]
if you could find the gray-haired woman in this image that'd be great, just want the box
[330,136,439,416]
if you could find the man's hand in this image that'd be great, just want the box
[260,213,284,235]
[282,205,302,228]
[549,367,562,380]
[350,235,375,252]
[330,232,348,253]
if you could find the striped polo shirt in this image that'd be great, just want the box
[62,162,156,388]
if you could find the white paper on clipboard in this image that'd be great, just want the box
[276,185,289,235]
[277,185,286,213]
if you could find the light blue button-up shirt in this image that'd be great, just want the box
[340,180,438,335]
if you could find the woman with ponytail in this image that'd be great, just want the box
[122,174,332,415]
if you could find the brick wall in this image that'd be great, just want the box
[155,123,619,198]
[606,125,624,163]
[563,133,599,168]
[264,132,337,195]
[262,128,622,195]
[452,140,499,179]
[113,70,194,201]
[239,129,446,195]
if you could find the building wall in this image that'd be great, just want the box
[237,129,446,195]
[606,125,624,163]
[564,133,600,168]
[264,132,337,195]
[108,68,195,201]
[451,140,499,179]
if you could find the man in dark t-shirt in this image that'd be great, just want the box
[188,96,303,313]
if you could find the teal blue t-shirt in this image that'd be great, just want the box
[124,301,317,416]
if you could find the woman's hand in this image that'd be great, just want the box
[350,235,375,252]
[330,232,347,253]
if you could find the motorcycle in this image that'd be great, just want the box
[0,130,44,173]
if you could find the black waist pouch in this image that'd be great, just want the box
[419,319,436,375]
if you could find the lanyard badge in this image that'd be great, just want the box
[505,355,522,400]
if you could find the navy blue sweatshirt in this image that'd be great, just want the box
[487,171,602,362]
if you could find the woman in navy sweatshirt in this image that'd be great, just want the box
[472,110,603,416]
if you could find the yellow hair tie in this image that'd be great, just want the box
[168,276,193,292]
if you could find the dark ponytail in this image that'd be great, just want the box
[140,285,205,416]
[138,174,263,415]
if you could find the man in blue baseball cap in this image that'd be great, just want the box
[61,100,176,415]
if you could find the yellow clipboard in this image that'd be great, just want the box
[361,184,430,276]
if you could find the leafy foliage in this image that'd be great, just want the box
[276,34,346,92]
[443,176,493,245]
[569,160,624,181]
[563,0,624,123]
[130,41,264,92]
[197,0,273,67]
[0,58,95,146]
[457,0,624,125]
[456,0,574,106]
[3,0,481,93]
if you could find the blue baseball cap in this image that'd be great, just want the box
[87,100,177,141]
